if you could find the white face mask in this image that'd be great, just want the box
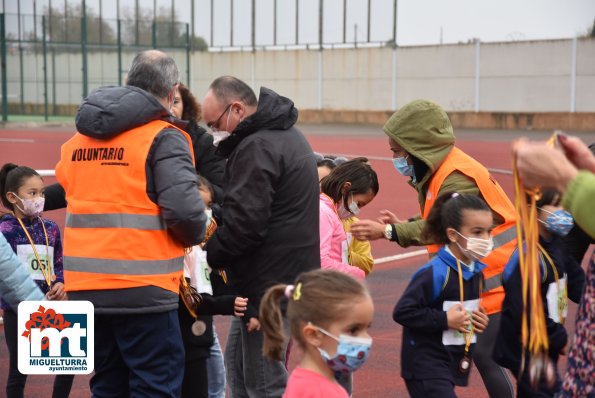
[337,192,360,220]
[205,208,213,229]
[210,106,234,147]
[454,230,493,261]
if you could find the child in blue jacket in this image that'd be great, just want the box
[393,192,491,398]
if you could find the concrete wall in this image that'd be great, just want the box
[4,38,595,115]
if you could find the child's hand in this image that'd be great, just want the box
[471,306,489,333]
[234,297,248,317]
[46,282,67,301]
[447,303,470,332]
[246,317,261,332]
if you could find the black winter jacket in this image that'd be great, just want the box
[205,87,320,310]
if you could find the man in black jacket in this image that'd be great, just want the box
[202,76,320,398]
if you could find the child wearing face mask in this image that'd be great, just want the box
[319,158,379,281]
[260,269,374,398]
[493,189,585,398]
[393,192,491,398]
[178,175,250,398]
[0,163,73,398]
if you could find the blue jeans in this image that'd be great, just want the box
[225,317,289,398]
[92,310,185,398]
[207,325,226,398]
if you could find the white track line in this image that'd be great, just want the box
[332,153,513,175]
[0,138,35,143]
[374,249,428,265]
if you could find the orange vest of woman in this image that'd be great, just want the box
[422,147,517,314]
[55,120,193,294]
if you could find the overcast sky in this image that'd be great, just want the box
[5,0,595,46]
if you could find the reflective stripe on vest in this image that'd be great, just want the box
[56,120,193,294]
[421,147,517,314]
[64,256,183,275]
[66,213,166,230]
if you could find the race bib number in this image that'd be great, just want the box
[192,250,213,295]
[546,276,567,323]
[16,244,54,281]
[342,236,350,265]
[442,299,479,346]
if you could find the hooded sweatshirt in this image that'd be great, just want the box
[384,99,487,247]
[58,85,206,313]
[206,87,320,310]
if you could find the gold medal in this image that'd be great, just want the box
[191,320,206,336]
[459,355,471,373]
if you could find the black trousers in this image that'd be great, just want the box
[405,378,457,398]
[3,309,74,398]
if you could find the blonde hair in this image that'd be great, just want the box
[259,269,369,360]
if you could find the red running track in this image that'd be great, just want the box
[0,126,587,397]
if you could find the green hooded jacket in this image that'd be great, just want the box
[383,99,481,247]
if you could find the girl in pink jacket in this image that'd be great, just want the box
[319,158,379,280]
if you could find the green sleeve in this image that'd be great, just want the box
[395,171,480,247]
[562,171,595,239]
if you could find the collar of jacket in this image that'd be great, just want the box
[216,87,298,158]
[436,246,486,281]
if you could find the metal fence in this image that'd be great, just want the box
[0,12,191,121]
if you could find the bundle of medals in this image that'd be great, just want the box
[512,133,561,388]
[179,215,219,336]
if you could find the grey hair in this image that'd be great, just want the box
[126,50,179,99]
[209,76,257,107]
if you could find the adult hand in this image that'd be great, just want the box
[351,219,386,241]
[471,306,489,334]
[514,140,578,192]
[377,210,406,225]
[234,297,248,317]
[558,134,595,173]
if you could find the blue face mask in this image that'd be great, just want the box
[314,325,372,379]
[392,155,414,177]
[539,208,574,237]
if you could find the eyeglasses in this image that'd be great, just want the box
[206,103,232,132]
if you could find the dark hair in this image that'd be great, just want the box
[260,269,369,361]
[209,76,258,107]
[422,192,491,244]
[320,157,379,213]
[127,50,179,99]
[196,175,214,199]
[177,83,202,122]
[531,188,561,208]
[0,163,41,210]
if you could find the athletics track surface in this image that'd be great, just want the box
[0,124,593,397]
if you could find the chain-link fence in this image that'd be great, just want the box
[0,12,190,121]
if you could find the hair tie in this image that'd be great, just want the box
[284,285,295,299]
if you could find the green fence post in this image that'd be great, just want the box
[186,23,190,86]
[42,16,48,121]
[152,20,157,49]
[117,19,122,86]
[81,1,88,98]
[0,13,7,122]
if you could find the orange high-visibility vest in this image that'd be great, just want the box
[55,120,193,294]
[422,147,517,314]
